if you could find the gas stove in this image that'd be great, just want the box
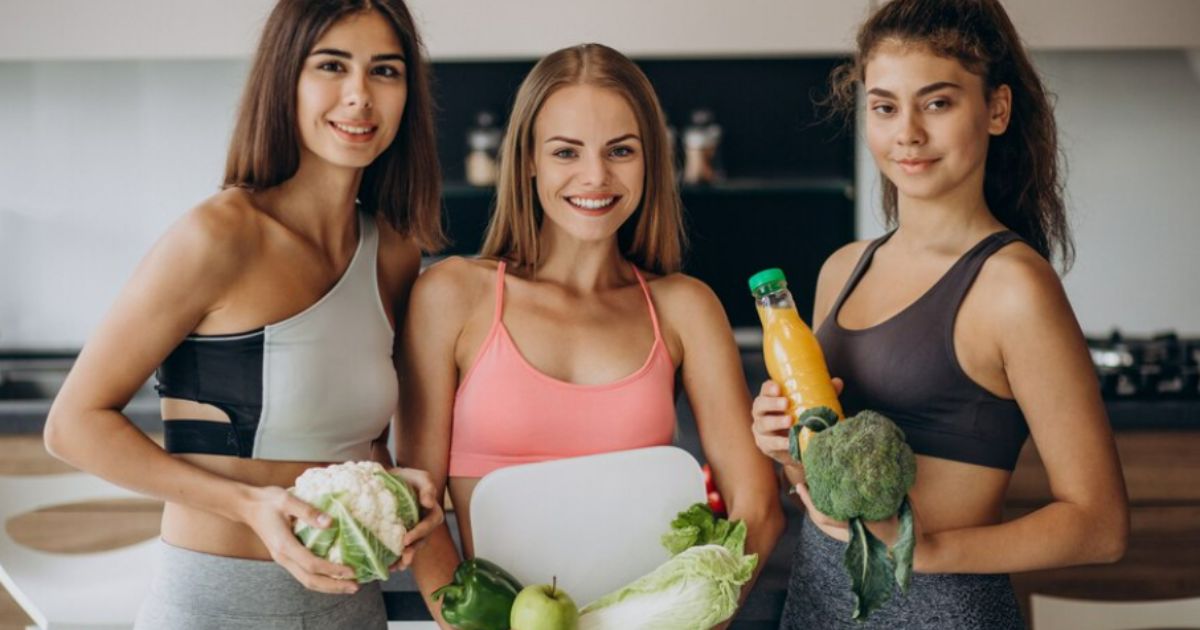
[1088,331,1200,399]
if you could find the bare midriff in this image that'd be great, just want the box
[809,454,1011,542]
[159,453,334,559]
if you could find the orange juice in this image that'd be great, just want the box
[748,269,842,453]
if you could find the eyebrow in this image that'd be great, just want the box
[544,134,641,146]
[309,48,406,63]
[866,81,962,99]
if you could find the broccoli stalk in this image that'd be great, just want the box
[790,410,917,621]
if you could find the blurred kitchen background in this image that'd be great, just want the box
[1,1,1199,628]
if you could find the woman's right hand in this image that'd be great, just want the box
[750,378,844,467]
[238,485,360,594]
[751,380,795,467]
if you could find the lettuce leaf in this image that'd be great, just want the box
[660,503,746,556]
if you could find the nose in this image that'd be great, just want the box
[342,70,372,110]
[896,110,925,146]
[578,152,609,186]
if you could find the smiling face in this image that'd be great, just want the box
[295,10,408,171]
[864,41,1011,207]
[532,84,645,245]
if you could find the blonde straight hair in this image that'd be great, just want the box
[480,43,685,274]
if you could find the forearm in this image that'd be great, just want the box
[780,463,807,510]
[917,499,1127,574]
[44,407,255,522]
[722,478,785,627]
[410,523,463,628]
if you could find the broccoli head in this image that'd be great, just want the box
[801,410,917,521]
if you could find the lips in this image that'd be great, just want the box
[894,157,939,175]
[328,120,378,143]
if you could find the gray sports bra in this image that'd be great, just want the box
[155,212,397,462]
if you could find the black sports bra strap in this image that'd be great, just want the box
[824,231,896,326]
[935,230,1023,307]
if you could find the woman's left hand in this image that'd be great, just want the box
[792,479,924,549]
[386,467,445,572]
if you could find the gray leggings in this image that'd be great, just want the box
[134,541,386,630]
[780,516,1025,629]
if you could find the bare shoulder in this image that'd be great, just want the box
[646,272,730,339]
[645,272,723,314]
[154,187,264,281]
[975,240,1069,323]
[408,255,497,314]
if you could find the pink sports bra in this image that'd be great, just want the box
[448,261,678,478]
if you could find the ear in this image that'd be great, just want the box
[988,84,1012,136]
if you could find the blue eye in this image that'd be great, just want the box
[552,147,577,159]
[610,146,636,158]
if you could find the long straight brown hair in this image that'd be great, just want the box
[223,0,445,251]
[480,43,685,275]
[828,0,1073,270]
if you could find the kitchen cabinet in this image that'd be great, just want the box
[4,0,1199,62]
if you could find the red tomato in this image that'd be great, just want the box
[702,463,715,491]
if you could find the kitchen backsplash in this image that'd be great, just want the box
[2,51,1198,346]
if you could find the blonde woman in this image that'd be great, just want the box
[400,43,783,626]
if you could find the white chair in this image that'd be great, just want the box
[1031,593,1200,630]
[470,446,707,607]
[0,473,157,630]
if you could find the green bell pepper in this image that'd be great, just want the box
[432,557,523,630]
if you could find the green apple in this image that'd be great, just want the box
[509,577,579,630]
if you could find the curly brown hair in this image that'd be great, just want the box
[828,0,1073,270]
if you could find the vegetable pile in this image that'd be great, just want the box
[791,408,917,620]
[290,461,420,583]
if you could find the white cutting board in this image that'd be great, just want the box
[469,446,706,606]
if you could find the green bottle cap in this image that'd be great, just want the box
[748,268,787,293]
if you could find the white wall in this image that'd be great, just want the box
[1,52,1198,347]
[0,61,247,347]
[855,50,1200,336]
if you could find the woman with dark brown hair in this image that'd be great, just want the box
[751,0,1128,627]
[43,1,445,627]
[400,43,783,625]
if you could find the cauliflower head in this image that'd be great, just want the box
[801,410,916,521]
[291,461,418,581]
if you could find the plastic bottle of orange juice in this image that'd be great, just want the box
[748,268,843,457]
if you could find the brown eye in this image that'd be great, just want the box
[372,65,403,79]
